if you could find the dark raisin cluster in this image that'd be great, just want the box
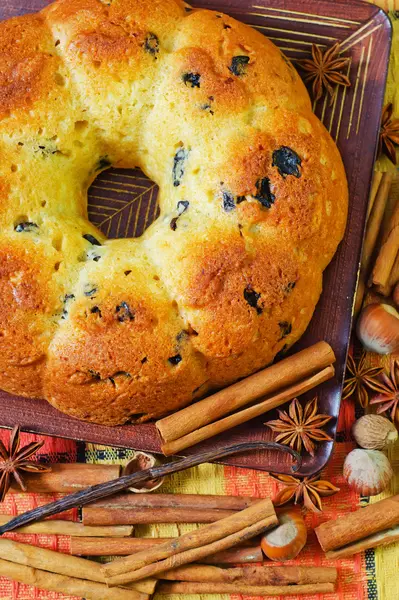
[284,281,296,294]
[272,147,301,178]
[201,96,214,115]
[144,33,159,57]
[96,157,112,172]
[35,142,59,157]
[91,306,102,317]
[61,294,75,320]
[182,73,201,88]
[15,222,39,233]
[253,178,275,209]
[83,234,102,246]
[173,148,189,187]
[279,321,292,339]
[244,286,262,315]
[222,190,236,212]
[229,56,250,76]
[116,301,135,322]
[84,284,97,297]
[170,200,190,230]
[168,354,182,366]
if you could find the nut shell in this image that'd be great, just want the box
[122,451,164,493]
[343,449,393,496]
[356,303,399,354]
[352,414,398,450]
[261,509,307,561]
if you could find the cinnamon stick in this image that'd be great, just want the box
[71,537,263,564]
[326,524,399,559]
[161,365,334,455]
[200,546,263,565]
[157,341,335,447]
[366,171,383,221]
[89,493,258,511]
[9,463,120,494]
[0,539,147,599]
[83,507,236,525]
[370,196,399,291]
[354,172,393,316]
[0,558,148,600]
[102,498,277,586]
[0,515,133,537]
[161,564,338,585]
[315,494,399,554]
[157,582,335,595]
[377,254,399,296]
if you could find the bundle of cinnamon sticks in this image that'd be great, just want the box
[355,171,399,312]
[0,498,338,597]
[315,494,399,559]
[0,537,337,598]
[368,173,399,296]
[82,492,259,525]
[156,564,337,596]
[156,341,336,454]
[99,497,337,596]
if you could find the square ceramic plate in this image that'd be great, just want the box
[0,0,391,475]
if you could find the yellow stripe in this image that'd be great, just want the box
[329,57,352,137]
[108,172,151,182]
[340,18,375,49]
[356,37,373,135]
[91,185,148,195]
[329,57,352,141]
[253,23,337,40]
[98,186,157,227]
[266,35,324,47]
[132,198,142,234]
[320,90,329,124]
[126,200,134,236]
[89,194,134,206]
[335,60,351,142]
[344,23,382,52]
[88,210,111,219]
[347,45,365,138]
[98,179,150,190]
[251,4,361,25]
[371,439,399,600]
[105,218,112,237]
[248,11,352,28]
[278,46,309,54]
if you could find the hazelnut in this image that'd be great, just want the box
[122,451,164,493]
[352,414,398,450]
[261,509,307,561]
[356,303,399,354]
[343,449,393,496]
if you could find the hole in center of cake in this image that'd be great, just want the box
[88,167,160,239]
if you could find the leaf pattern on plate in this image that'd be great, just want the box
[88,168,160,239]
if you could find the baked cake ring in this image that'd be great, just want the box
[0,0,348,425]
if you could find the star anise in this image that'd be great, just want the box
[264,397,333,457]
[369,359,399,422]
[297,42,351,104]
[342,351,384,408]
[270,473,339,513]
[0,426,51,502]
[378,103,399,165]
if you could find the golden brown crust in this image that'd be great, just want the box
[0,0,348,424]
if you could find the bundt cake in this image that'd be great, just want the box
[0,0,348,425]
